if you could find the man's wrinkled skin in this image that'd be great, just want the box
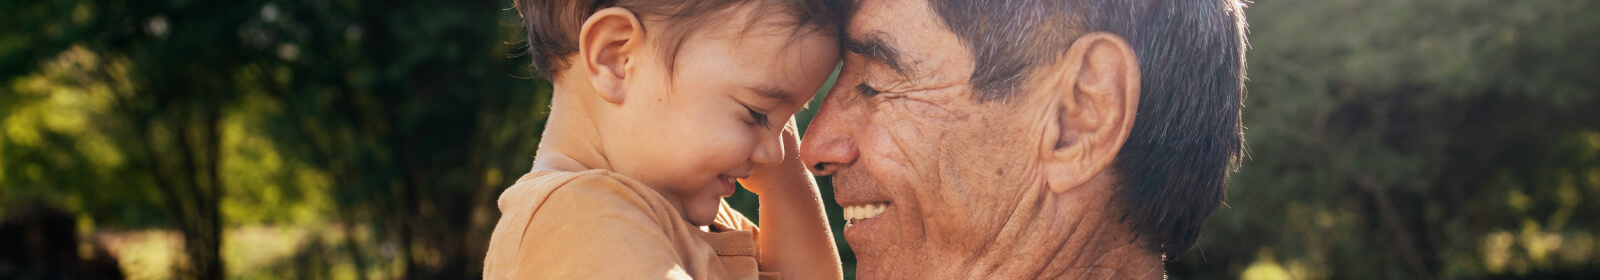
[801,0,1163,278]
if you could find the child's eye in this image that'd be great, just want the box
[746,106,771,129]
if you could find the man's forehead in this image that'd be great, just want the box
[844,0,975,85]
[843,0,936,76]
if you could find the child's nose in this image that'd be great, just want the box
[750,131,785,167]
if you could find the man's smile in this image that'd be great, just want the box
[841,202,889,225]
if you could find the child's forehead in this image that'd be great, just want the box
[647,2,839,104]
[676,3,824,42]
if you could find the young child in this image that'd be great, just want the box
[484,0,843,279]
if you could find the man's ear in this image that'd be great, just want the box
[1039,32,1140,193]
[578,7,646,104]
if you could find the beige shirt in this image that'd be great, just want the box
[484,169,778,280]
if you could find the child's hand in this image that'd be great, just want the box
[742,118,842,279]
[739,118,812,196]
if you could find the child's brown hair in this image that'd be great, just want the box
[514,0,843,79]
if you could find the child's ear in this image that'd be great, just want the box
[1039,32,1140,194]
[578,7,645,104]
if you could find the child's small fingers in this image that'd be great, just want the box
[784,117,799,134]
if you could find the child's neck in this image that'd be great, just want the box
[531,76,613,173]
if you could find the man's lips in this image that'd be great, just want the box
[840,202,890,230]
[841,202,889,222]
[830,166,893,228]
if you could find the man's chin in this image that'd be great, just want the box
[848,230,943,280]
[853,261,882,280]
[851,253,910,280]
[843,226,901,280]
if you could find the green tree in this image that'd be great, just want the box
[2,0,546,278]
[1170,0,1600,279]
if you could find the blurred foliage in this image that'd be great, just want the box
[2,0,546,278]
[1,0,1596,279]
[1169,0,1600,279]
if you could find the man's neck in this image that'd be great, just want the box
[966,176,1165,279]
[531,78,612,173]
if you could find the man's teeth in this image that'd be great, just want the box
[725,176,738,184]
[843,203,888,221]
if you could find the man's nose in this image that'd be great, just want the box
[800,85,862,176]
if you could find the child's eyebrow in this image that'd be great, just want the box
[748,85,798,106]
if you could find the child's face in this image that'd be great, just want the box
[605,7,839,226]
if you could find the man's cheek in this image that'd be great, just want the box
[923,189,981,244]
[859,117,925,179]
[874,116,948,178]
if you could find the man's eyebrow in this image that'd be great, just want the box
[844,34,911,76]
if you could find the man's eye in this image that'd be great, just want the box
[747,107,771,129]
[855,83,881,97]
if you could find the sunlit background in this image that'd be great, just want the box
[1,0,1597,279]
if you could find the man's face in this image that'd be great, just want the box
[801,0,1056,278]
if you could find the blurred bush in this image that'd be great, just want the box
[1169,0,1600,279]
[3,0,546,278]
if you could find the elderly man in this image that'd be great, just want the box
[800,0,1248,278]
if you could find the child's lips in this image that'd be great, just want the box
[719,175,739,197]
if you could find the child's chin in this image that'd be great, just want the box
[688,206,720,227]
